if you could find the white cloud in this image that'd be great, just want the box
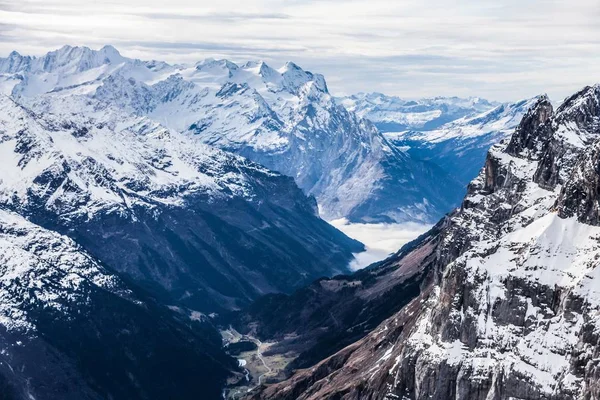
[329,218,430,270]
[1,0,599,101]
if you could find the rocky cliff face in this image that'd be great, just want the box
[505,95,553,158]
[244,85,600,400]
[556,141,600,224]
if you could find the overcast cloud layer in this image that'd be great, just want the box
[1,0,599,101]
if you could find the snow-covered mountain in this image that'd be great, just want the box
[0,209,238,399]
[0,45,379,398]
[389,97,542,186]
[337,92,498,132]
[241,85,600,399]
[0,91,363,312]
[336,92,536,211]
[0,45,462,223]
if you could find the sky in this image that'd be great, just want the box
[1,0,599,101]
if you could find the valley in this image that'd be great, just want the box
[0,41,599,400]
[241,87,600,400]
[222,328,297,399]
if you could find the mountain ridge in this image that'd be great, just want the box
[0,208,238,400]
[1,45,466,224]
[0,92,363,312]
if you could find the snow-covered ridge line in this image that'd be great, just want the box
[0,44,464,224]
[0,45,328,99]
[336,92,500,132]
[0,94,276,222]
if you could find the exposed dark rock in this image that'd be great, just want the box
[556,141,600,225]
[534,85,600,189]
[505,95,553,158]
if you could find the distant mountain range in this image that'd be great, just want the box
[338,92,541,190]
[2,45,478,224]
[337,92,499,132]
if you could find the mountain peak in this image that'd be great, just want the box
[195,58,239,71]
[242,60,267,69]
[281,61,301,71]
[278,62,328,94]
[554,84,600,128]
[99,44,122,57]
[505,94,553,157]
[0,50,32,74]
[30,44,127,75]
[56,44,75,52]
[532,85,600,189]
[242,60,278,79]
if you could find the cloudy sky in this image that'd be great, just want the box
[1,0,599,101]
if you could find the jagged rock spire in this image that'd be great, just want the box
[534,85,600,189]
[554,84,600,130]
[505,94,553,158]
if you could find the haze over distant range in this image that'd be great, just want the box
[1,0,599,101]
